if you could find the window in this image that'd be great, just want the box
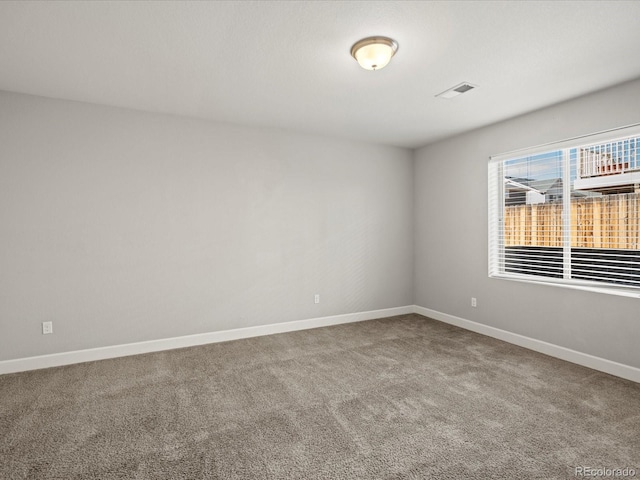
[489,124,640,298]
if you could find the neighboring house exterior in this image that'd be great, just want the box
[574,139,640,194]
[504,177,563,205]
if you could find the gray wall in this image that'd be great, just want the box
[414,78,640,369]
[4,78,639,369]
[0,91,414,361]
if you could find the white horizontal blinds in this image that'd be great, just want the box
[488,123,640,295]
[570,134,640,288]
[493,150,566,279]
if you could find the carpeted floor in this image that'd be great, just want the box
[1,314,639,479]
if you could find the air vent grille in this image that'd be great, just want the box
[454,84,474,93]
[436,82,478,99]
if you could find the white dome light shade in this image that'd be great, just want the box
[350,37,398,71]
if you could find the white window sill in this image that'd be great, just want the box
[489,273,640,299]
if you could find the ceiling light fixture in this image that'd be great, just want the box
[350,36,398,71]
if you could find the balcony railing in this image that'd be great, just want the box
[578,136,640,178]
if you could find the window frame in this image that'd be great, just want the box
[488,123,640,299]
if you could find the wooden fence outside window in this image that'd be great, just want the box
[503,193,640,250]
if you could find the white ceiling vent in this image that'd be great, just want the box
[435,82,477,99]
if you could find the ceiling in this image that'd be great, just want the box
[1,1,639,149]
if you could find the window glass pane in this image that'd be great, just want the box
[502,151,564,278]
[570,140,640,287]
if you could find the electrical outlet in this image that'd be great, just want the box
[471,297,477,308]
[314,294,320,304]
[42,321,53,335]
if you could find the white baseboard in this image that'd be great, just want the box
[413,305,640,384]
[0,305,414,375]
[4,305,638,383]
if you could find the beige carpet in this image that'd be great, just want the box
[1,314,639,479]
